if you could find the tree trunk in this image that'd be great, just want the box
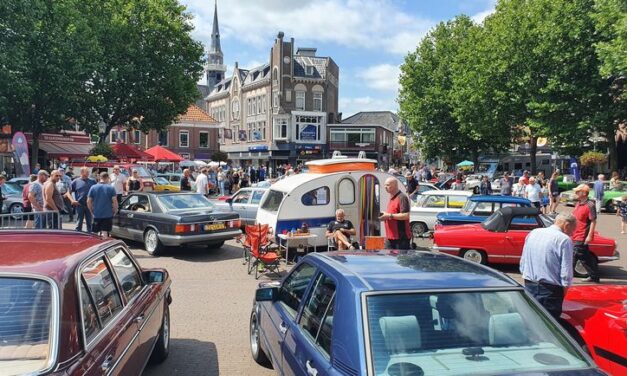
[607,134,617,173]
[31,135,40,171]
[472,148,480,173]
[529,136,538,175]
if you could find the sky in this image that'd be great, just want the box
[181,0,496,117]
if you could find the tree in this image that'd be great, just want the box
[78,0,205,143]
[593,0,627,99]
[211,150,228,162]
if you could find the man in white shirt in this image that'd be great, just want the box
[525,177,543,208]
[196,168,209,196]
[110,166,127,204]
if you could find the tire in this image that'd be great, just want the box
[411,222,428,238]
[461,249,487,265]
[605,201,616,213]
[573,254,597,278]
[250,310,272,368]
[9,203,24,220]
[150,304,170,364]
[144,228,164,256]
[206,241,225,249]
[473,186,480,194]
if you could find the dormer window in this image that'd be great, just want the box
[306,66,314,76]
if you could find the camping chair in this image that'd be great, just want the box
[242,224,281,279]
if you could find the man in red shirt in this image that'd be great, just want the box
[571,184,600,282]
[519,170,530,186]
[380,177,412,250]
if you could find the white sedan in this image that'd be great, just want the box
[409,190,473,237]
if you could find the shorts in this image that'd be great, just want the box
[92,217,113,233]
[531,201,541,208]
[23,206,34,220]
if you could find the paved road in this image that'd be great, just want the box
[86,208,623,376]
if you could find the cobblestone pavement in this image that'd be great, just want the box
[58,207,624,376]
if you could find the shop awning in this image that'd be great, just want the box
[39,141,93,158]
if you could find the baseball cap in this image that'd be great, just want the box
[574,184,590,193]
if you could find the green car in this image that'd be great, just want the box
[556,174,578,192]
[560,181,626,212]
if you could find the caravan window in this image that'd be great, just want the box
[338,179,355,205]
[302,187,330,206]
[260,190,285,212]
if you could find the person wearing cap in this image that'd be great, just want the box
[28,170,49,229]
[571,184,600,283]
[406,172,419,201]
[56,168,73,221]
[500,171,514,196]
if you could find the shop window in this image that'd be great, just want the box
[199,132,209,148]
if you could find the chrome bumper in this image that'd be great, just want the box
[159,229,242,246]
[432,246,461,252]
[598,250,620,263]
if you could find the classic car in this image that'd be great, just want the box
[561,285,627,376]
[153,176,181,192]
[436,195,531,226]
[432,206,619,277]
[560,181,625,211]
[8,177,29,188]
[211,187,268,227]
[491,176,520,192]
[409,190,473,237]
[1,181,25,215]
[111,192,241,255]
[0,230,172,375]
[557,175,579,193]
[250,250,605,376]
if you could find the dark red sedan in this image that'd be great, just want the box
[0,230,172,375]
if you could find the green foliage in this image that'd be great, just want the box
[89,143,114,159]
[593,0,627,94]
[211,150,228,162]
[580,150,608,166]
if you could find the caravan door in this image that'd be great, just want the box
[336,177,359,242]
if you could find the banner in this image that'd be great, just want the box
[12,132,30,177]
[569,157,580,182]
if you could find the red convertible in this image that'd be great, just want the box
[0,230,172,375]
[433,207,619,277]
[561,285,627,376]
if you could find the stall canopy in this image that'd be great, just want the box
[111,142,154,161]
[144,145,184,162]
[26,132,93,159]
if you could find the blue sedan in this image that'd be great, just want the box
[437,195,531,226]
[249,250,603,375]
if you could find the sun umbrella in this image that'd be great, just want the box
[87,155,108,162]
[456,160,474,167]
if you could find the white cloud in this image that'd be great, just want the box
[339,96,397,118]
[471,0,496,24]
[356,64,400,92]
[182,0,433,56]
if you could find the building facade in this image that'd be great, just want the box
[206,30,340,168]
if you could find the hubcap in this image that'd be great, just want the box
[10,205,23,214]
[250,314,259,355]
[464,250,483,264]
[412,223,426,237]
[146,231,157,251]
[574,260,587,276]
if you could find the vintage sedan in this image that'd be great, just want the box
[250,250,604,375]
[1,181,24,215]
[561,285,627,376]
[433,206,619,277]
[409,190,473,237]
[0,230,172,375]
[111,192,241,256]
[153,176,181,192]
[436,195,531,226]
[211,187,268,227]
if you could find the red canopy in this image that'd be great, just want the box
[144,145,184,162]
[111,142,154,161]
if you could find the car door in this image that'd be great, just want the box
[504,215,543,258]
[70,255,142,376]
[260,262,317,375]
[249,189,266,225]
[128,194,154,241]
[283,271,336,376]
[114,195,139,239]
[231,189,252,223]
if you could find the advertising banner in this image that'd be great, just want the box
[299,124,317,141]
[12,132,30,177]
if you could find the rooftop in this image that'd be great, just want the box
[319,250,517,291]
[341,111,403,132]
[177,104,216,123]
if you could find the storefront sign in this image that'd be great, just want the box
[299,124,317,141]
[249,145,268,152]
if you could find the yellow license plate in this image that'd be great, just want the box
[205,223,226,231]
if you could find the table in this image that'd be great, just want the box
[277,233,318,264]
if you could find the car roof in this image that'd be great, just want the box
[313,250,517,291]
[0,231,121,282]
[469,195,530,204]
[421,190,473,196]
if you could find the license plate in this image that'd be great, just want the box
[205,223,226,231]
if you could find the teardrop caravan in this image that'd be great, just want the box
[255,157,406,248]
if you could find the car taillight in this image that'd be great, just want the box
[229,220,241,228]
[175,224,199,233]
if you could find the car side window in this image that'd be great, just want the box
[418,185,432,193]
[299,273,336,356]
[79,280,100,343]
[474,202,493,216]
[233,191,251,204]
[81,257,123,327]
[121,195,139,210]
[251,190,265,204]
[106,247,143,302]
[423,195,445,208]
[447,195,468,209]
[278,263,316,318]
[509,216,542,231]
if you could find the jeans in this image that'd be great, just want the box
[385,238,411,250]
[219,181,226,196]
[524,280,565,320]
[75,204,93,232]
[62,196,74,220]
[34,210,46,229]
[46,211,60,229]
[573,242,599,280]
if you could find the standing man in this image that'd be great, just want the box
[181,169,193,191]
[0,175,5,213]
[196,168,209,196]
[479,175,493,195]
[571,184,601,283]
[405,172,420,201]
[379,177,412,250]
[500,171,514,196]
[87,172,118,238]
[548,171,560,214]
[520,170,530,186]
[56,168,74,222]
[520,213,576,320]
[66,167,96,232]
[28,170,48,229]
[217,168,226,195]
[43,170,65,229]
[110,165,127,205]
[525,177,543,209]
[593,174,605,214]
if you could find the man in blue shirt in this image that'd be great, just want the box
[520,213,576,319]
[593,174,605,214]
[66,167,96,232]
[87,172,117,237]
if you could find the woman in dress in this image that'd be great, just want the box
[126,169,143,192]
[616,195,627,234]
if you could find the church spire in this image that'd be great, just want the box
[206,0,226,89]
[210,0,222,56]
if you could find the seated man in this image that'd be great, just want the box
[326,209,356,250]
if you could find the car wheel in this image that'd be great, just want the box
[250,310,271,368]
[473,186,480,194]
[604,201,616,213]
[411,222,427,238]
[573,253,598,278]
[150,304,170,364]
[206,241,225,249]
[461,249,487,265]
[144,228,164,256]
[9,203,24,219]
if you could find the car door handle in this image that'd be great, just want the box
[505,236,512,240]
[134,314,145,323]
[279,322,287,334]
[101,354,114,372]
[127,213,134,218]
[306,360,318,376]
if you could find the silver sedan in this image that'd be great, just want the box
[211,188,268,227]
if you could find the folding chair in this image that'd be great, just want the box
[243,224,281,279]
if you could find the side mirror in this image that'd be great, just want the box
[255,287,279,302]
[143,269,166,284]
[226,197,233,204]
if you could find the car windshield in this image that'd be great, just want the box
[365,290,591,376]
[125,166,151,178]
[2,182,21,195]
[0,277,55,375]
[155,177,170,185]
[260,189,285,213]
[459,200,477,216]
[157,193,214,211]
